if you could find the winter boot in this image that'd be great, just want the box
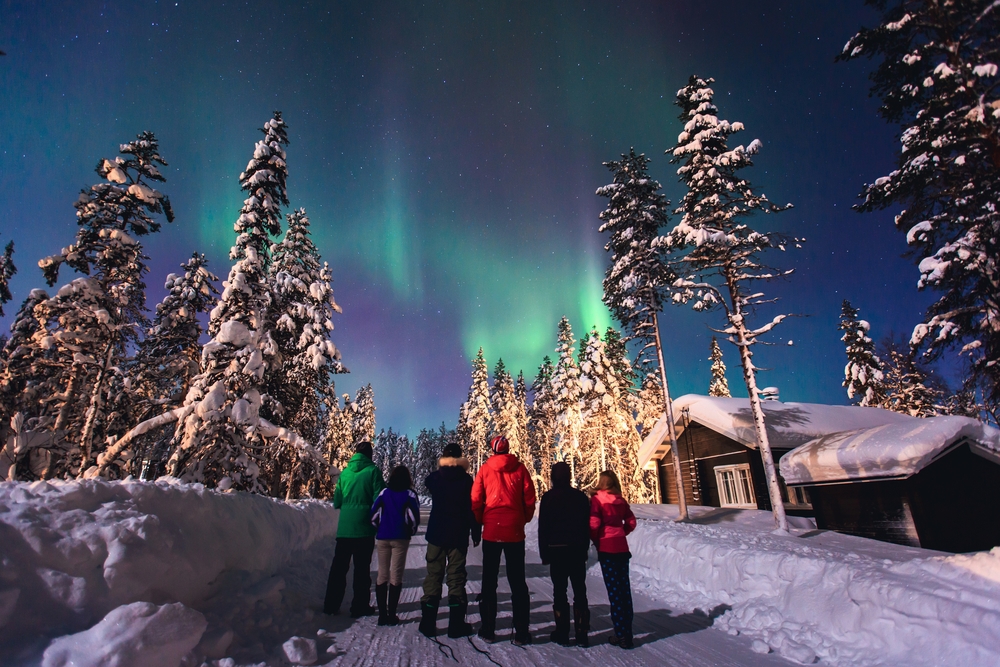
[375,583,390,626]
[447,595,474,638]
[386,584,403,626]
[476,594,496,641]
[419,596,440,637]
[550,602,571,645]
[573,604,590,648]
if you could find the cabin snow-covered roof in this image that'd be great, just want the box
[637,394,914,469]
[779,416,1000,485]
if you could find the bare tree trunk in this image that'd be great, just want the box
[652,314,689,521]
[727,281,789,533]
[78,341,115,476]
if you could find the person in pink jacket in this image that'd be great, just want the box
[590,470,637,649]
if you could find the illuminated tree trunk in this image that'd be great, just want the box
[652,314,688,521]
[728,277,788,533]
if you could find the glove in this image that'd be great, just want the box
[473,537,481,547]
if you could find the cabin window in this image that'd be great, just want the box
[786,485,812,508]
[715,464,756,508]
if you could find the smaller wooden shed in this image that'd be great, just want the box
[637,395,912,516]
[780,416,1000,552]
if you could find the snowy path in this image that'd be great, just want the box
[281,509,785,667]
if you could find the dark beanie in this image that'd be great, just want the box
[354,441,373,457]
[442,442,463,459]
[551,461,571,487]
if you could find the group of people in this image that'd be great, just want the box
[323,435,638,649]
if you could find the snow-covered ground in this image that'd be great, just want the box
[2,479,999,666]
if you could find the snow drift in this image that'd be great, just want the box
[0,478,337,662]
[627,505,1000,666]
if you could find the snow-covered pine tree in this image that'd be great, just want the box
[527,356,557,492]
[460,347,492,470]
[6,133,174,480]
[514,371,529,462]
[708,337,731,398]
[266,208,345,441]
[578,328,617,491]
[880,339,943,417]
[601,327,656,502]
[102,114,324,492]
[158,113,296,491]
[265,208,345,499]
[127,254,219,477]
[596,149,689,519]
[549,317,585,486]
[839,0,1000,424]
[839,300,886,407]
[413,427,442,495]
[664,76,798,532]
[373,427,398,480]
[0,290,48,430]
[490,358,524,459]
[0,237,15,318]
[132,254,219,420]
[350,384,376,445]
[324,392,355,472]
[455,401,471,459]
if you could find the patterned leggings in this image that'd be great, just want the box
[599,552,633,641]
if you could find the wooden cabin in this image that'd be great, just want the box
[780,416,1000,553]
[637,395,914,517]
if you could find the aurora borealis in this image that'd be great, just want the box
[1,2,935,436]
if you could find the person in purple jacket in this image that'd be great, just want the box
[370,465,421,626]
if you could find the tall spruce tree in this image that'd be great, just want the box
[708,337,731,397]
[490,359,523,459]
[324,392,355,471]
[350,384,376,445]
[527,355,557,492]
[596,149,688,519]
[126,254,219,478]
[839,300,886,407]
[514,371,529,462]
[6,133,174,479]
[267,208,345,441]
[664,76,797,532]
[460,347,492,470]
[549,317,584,485]
[578,328,616,489]
[132,254,220,420]
[839,1,1000,424]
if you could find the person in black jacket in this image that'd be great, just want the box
[538,461,591,646]
[419,442,482,638]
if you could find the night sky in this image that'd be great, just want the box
[0,1,934,436]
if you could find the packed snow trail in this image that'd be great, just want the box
[300,507,785,667]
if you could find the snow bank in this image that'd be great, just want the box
[0,478,337,660]
[41,601,207,667]
[780,415,1000,484]
[626,505,1000,665]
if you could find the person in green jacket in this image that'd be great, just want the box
[324,441,386,617]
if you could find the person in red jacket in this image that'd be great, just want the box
[471,435,536,645]
[590,470,637,649]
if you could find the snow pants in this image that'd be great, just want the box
[480,540,530,636]
[376,538,410,586]
[422,543,468,603]
[324,536,375,615]
[548,547,588,612]
[598,552,633,642]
